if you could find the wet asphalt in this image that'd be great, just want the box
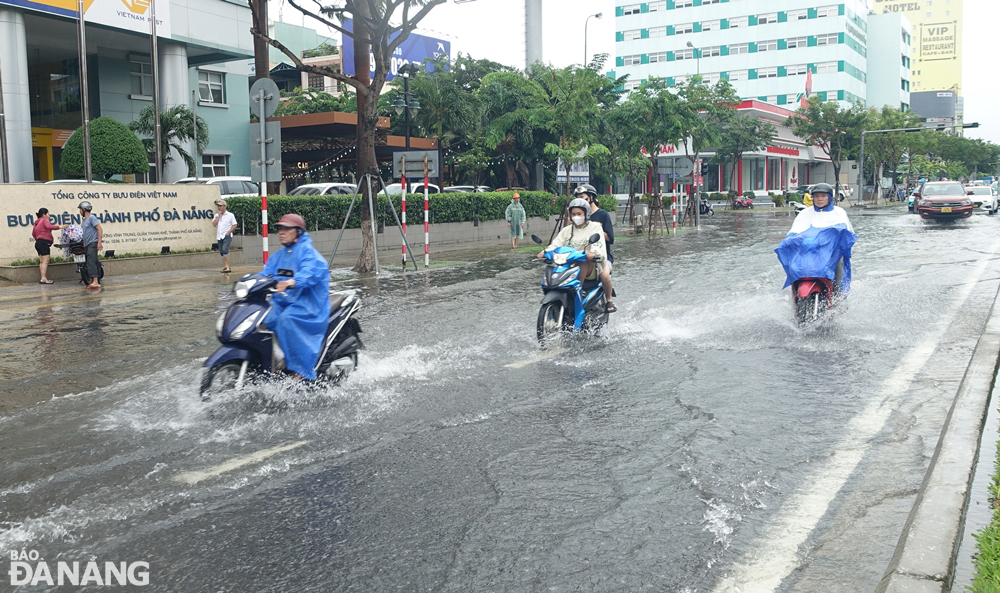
[1,205,998,592]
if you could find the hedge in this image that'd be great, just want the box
[225,192,618,232]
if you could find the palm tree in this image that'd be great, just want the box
[129,105,209,176]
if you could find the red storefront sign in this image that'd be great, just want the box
[766,145,800,157]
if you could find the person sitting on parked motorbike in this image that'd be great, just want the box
[575,184,617,313]
[783,182,856,295]
[537,198,609,304]
[261,213,331,380]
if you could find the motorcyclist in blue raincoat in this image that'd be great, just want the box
[776,183,857,297]
[262,213,331,380]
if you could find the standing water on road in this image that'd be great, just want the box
[1,207,997,592]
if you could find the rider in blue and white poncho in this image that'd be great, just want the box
[775,183,858,297]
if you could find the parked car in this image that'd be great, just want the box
[287,183,358,196]
[914,181,974,221]
[966,185,997,214]
[443,185,492,193]
[494,187,528,192]
[384,183,440,194]
[44,179,109,184]
[175,176,259,198]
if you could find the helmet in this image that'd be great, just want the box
[574,184,598,200]
[811,183,834,199]
[273,213,306,232]
[567,198,591,222]
[78,201,92,212]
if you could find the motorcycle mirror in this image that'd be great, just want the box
[588,233,601,244]
[531,234,544,244]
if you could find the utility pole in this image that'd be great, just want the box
[77,0,92,182]
[150,0,162,182]
[0,54,8,184]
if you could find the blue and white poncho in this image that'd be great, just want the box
[775,202,857,295]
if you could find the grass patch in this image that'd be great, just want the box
[970,431,1000,592]
[6,248,213,267]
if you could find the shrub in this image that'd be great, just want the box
[60,117,148,178]
[786,192,803,203]
[223,192,618,232]
[744,191,756,199]
[771,193,785,207]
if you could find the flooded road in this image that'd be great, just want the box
[1,206,998,592]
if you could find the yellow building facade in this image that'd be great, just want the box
[872,0,962,93]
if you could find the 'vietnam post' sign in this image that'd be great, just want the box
[341,18,450,81]
[0,0,171,38]
[0,184,217,265]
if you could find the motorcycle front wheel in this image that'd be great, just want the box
[537,303,564,346]
[200,361,244,400]
[795,293,823,325]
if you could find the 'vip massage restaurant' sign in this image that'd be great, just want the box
[0,184,220,265]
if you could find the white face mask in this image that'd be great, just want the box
[571,215,586,226]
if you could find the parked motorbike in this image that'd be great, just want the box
[531,234,611,345]
[699,198,715,216]
[53,240,104,285]
[733,195,754,210]
[201,273,363,398]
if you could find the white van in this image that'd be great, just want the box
[175,176,259,198]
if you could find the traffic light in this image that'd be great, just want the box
[701,161,711,176]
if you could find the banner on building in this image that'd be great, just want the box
[341,18,450,81]
[0,0,171,37]
[0,184,217,265]
[556,159,590,184]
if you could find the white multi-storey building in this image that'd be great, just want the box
[613,0,874,108]
[866,12,912,112]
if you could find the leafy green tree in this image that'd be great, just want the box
[275,87,357,115]
[785,96,867,198]
[128,105,209,176]
[714,113,776,208]
[862,106,921,201]
[597,99,649,204]
[60,116,149,179]
[480,71,548,188]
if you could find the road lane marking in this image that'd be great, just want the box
[712,237,1000,593]
[505,346,568,369]
[172,440,308,485]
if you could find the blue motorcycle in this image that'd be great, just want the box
[531,234,610,345]
[201,273,363,398]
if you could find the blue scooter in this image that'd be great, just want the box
[532,233,611,345]
[201,273,363,398]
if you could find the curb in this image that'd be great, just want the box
[876,289,1000,592]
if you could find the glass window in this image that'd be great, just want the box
[767,157,781,191]
[702,20,720,32]
[787,9,808,20]
[758,40,778,52]
[202,155,228,177]
[129,55,152,96]
[729,16,748,28]
[198,70,225,104]
[675,49,694,60]
[675,23,694,34]
[787,64,808,76]
[623,4,641,15]
[817,5,839,18]
[703,72,720,84]
[675,0,693,7]
[243,181,259,194]
[649,26,666,38]
[730,43,749,55]
[649,0,666,11]
[816,33,839,46]
[624,80,642,91]
[702,0,721,4]
[623,54,642,66]
[624,29,641,41]
[758,12,778,24]
[702,46,721,57]
[816,61,838,73]
[728,69,748,81]
[649,52,667,63]
[758,67,778,78]
[787,36,808,49]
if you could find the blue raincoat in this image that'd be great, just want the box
[775,202,857,295]
[262,232,330,379]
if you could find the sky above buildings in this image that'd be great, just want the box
[269,0,1000,145]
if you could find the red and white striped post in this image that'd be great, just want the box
[261,186,269,263]
[401,158,407,266]
[423,155,430,268]
[671,193,676,234]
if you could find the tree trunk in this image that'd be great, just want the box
[352,20,376,273]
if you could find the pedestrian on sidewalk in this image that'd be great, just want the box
[505,193,526,249]
[212,199,238,273]
[79,201,103,289]
[31,208,69,284]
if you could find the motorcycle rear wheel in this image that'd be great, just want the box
[200,361,244,400]
[537,303,564,346]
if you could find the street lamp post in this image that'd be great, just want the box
[685,41,700,76]
[584,12,602,67]
[392,64,421,150]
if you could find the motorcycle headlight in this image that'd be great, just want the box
[234,278,257,299]
[230,311,261,341]
[215,311,226,338]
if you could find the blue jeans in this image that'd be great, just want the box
[218,235,233,256]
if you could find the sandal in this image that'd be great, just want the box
[221,268,232,273]
[605,302,618,313]
[39,280,54,284]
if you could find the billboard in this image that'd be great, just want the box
[0,0,170,37]
[341,18,450,81]
[871,0,961,93]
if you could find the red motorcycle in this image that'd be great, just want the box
[791,277,835,324]
[733,195,754,209]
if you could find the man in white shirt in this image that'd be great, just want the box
[212,199,238,273]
